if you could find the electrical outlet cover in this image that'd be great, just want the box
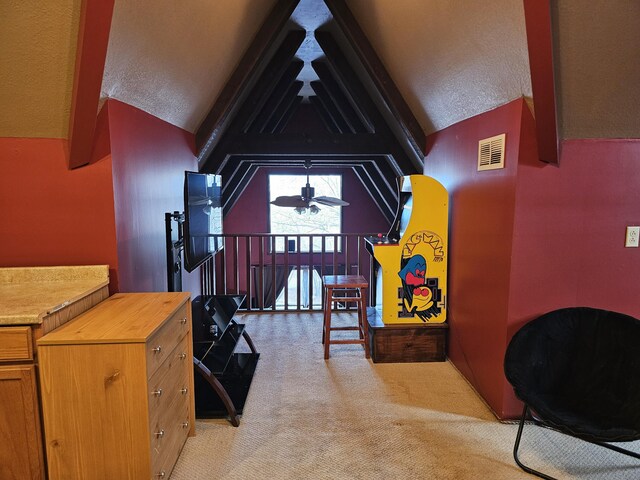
[625,226,640,247]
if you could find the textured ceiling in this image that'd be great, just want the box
[99,0,532,136]
[100,0,279,134]
[551,0,640,139]
[0,0,80,138]
[2,1,639,141]
[344,0,532,135]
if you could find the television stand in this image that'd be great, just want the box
[191,295,259,426]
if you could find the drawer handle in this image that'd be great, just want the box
[152,345,162,354]
[154,429,165,438]
[182,421,190,429]
[152,388,163,397]
[178,352,187,360]
[155,471,166,478]
[180,317,187,325]
[180,387,188,395]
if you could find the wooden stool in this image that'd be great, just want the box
[322,275,370,359]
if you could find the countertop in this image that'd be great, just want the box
[0,265,110,325]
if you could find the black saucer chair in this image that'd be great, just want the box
[504,307,640,479]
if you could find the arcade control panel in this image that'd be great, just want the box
[365,233,398,245]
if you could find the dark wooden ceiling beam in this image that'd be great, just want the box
[351,165,396,222]
[309,96,341,133]
[223,132,393,156]
[251,80,303,133]
[219,158,250,198]
[311,78,363,133]
[315,31,419,175]
[312,59,371,133]
[237,44,305,132]
[310,81,350,133]
[221,163,259,215]
[387,144,420,176]
[195,0,300,162]
[268,94,303,134]
[324,0,426,159]
[315,31,385,132]
[218,158,398,219]
[523,0,559,164]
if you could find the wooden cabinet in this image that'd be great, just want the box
[38,292,195,480]
[0,265,110,480]
[0,365,43,480]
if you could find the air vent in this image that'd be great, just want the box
[477,134,506,171]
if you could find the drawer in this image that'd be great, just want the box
[0,327,33,362]
[146,303,190,377]
[149,383,191,478]
[148,335,191,422]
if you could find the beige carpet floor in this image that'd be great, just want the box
[171,312,640,479]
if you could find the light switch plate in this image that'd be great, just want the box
[625,226,640,247]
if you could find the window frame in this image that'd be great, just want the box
[267,172,344,253]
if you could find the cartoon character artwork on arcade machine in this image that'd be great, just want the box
[398,231,446,322]
[365,174,448,325]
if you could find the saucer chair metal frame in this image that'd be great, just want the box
[504,307,640,480]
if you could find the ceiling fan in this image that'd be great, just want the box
[270,162,349,214]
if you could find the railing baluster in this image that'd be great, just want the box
[356,237,362,275]
[271,235,277,311]
[246,236,252,311]
[233,236,239,294]
[308,234,313,311]
[321,236,326,311]
[333,235,339,275]
[345,234,349,275]
[220,240,227,295]
[258,235,264,311]
[200,233,377,312]
[296,235,301,310]
[284,235,289,310]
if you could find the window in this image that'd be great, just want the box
[269,174,342,252]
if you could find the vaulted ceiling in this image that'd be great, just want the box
[191,0,432,219]
[3,1,639,166]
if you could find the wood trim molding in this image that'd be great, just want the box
[67,0,115,169]
[523,0,560,165]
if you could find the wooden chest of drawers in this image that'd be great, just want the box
[38,292,195,480]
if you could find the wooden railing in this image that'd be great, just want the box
[200,233,376,312]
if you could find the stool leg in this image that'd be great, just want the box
[357,289,364,340]
[322,286,327,345]
[324,287,333,359]
[360,288,370,359]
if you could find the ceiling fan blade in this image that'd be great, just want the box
[312,196,350,207]
[270,195,308,207]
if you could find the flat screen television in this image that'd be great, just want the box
[183,171,223,272]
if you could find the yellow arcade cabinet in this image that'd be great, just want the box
[365,175,449,362]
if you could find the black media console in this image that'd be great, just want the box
[191,294,260,427]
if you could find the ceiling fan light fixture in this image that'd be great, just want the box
[294,204,321,215]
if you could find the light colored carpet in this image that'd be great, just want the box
[171,312,640,479]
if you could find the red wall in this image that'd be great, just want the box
[0,137,120,289]
[424,98,524,417]
[505,127,640,415]
[106,100,200,294]
[424,97,640,418]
